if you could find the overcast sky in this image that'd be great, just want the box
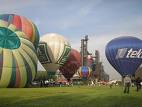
[1,0,142,80]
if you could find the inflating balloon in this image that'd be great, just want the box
[0,24,38,87]
[78,66,92,80]
[87,55,94,67]
[0,14,39,48]
[87,55,97,77]
[0,14,39,88]
[59,49,81,81]
[105,36,142,76]
[38,33,71,76]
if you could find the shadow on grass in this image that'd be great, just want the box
[0,93,141,107]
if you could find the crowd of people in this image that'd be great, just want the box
[32,75,142,93]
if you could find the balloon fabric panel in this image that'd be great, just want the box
[0,48,3,79]
[0,14,39,49]
[0,27,21,49]
[12,49,27,87]
[56,44,71,66]
[0,49,12,87]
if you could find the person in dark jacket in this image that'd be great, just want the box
[135,77,141,92]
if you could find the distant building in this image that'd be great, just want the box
[94,50,109,81]
[100,65,109,82]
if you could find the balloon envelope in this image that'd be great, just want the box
[0,29,38,88]
[87,55,94,67]
[87,55,97,77]
[59,49,81,81]
[0,14,39,88]
[105,36,142,76]
[38,33,71,75]
[78,66,92,80]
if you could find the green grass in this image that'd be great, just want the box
[0,86,141,107]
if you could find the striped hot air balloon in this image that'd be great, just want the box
[0,15,39,88]
[0,14,39,49]
[78,66,92,80]
[37,33,71,77]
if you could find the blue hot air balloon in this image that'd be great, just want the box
[78,66,92,80]
[105,36,142,76]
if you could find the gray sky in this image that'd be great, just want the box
[1,0,142,80]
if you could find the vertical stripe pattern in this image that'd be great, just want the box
[0,17,38,88]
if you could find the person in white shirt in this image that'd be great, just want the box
[123,75,131,94]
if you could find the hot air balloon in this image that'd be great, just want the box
[0,25,38,87]
[37,33,71,77]
[0,14,39,48]
[87,55,94,67]
[78,66,92,80]
[59,49,81,81]
[86,55,97,77]
[0,14,39,88]
[105,36,142,76]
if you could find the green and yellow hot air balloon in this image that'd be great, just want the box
[0,14,39,88]
[38,33,71,78]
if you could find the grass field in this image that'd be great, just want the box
[0,86,141,107]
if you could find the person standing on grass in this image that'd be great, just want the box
[135,77,141,92]
[123,75,131,94]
